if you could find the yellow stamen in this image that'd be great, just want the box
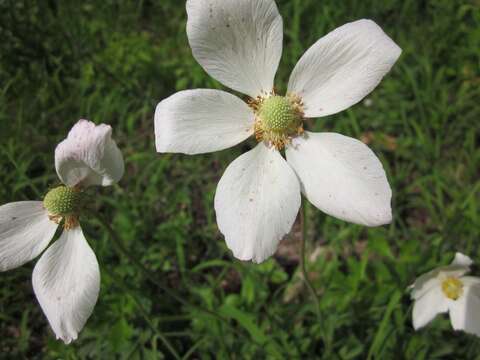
[441,277,463,300]
[64,215,80,230]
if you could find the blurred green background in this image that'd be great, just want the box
[0,0,479,358]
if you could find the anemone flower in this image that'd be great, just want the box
[410,252,480,337]
[0,120,124,343]
[155,0,401,263]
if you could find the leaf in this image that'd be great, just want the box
[367,290,402,359]
[218,304,267,344]
[241,275,256,305]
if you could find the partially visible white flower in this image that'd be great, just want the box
[56,119,124,187]
[0,119,124,344]
[410,252,480,337]
[155,0,402,263]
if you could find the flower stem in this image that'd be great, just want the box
[102,265,181,360]
[300,201,321,319]
[92,212,219,316]
[90,211,267,351]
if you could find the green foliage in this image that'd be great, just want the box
[0,0,479,358]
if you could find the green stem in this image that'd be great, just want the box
[92,212,216,316]
[181,337,208,360]
[102,266,181,360]
[90,211,265,351]
[300,202,321,319]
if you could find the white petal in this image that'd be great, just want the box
[32,226,100,344]
[55,119,124,187]
[214,143,301,263]
[0,202,58,271]
[437,256,472,279]
[155,90,254,155]
[451,252,473,267]
[449,282,480,337]
[286,132,392,226]
[288,19,401,117]
[410,270,441,300]
[186,0,283,98]
[412,285,448,330]
[461,276,480,287]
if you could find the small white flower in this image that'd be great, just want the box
[410,252,480,337]
[155,0,402,263]
[0,120,124,344]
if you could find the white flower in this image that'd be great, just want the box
[410,252,480,337]
[0,120,124,344]
[155,0,402,263]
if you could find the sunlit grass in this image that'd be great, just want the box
[0,0,479,358]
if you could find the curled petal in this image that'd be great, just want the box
[187,0,283,98]
[0,201,57,271]
[32,226,100,344]
[55,120,124,187]
[451,252,473,267]
[214,143,301,263]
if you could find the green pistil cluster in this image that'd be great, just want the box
[253,95,304,150]
[43,186,83,229]
[259,96,299,132]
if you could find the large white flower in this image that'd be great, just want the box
[155,0,402,263]
[410,252,480,337]
[0,119,124,344]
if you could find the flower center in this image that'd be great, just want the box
[441,276,463,300]
[251,94,304,150]
[43,186,82,229]
[259,96,298,132]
